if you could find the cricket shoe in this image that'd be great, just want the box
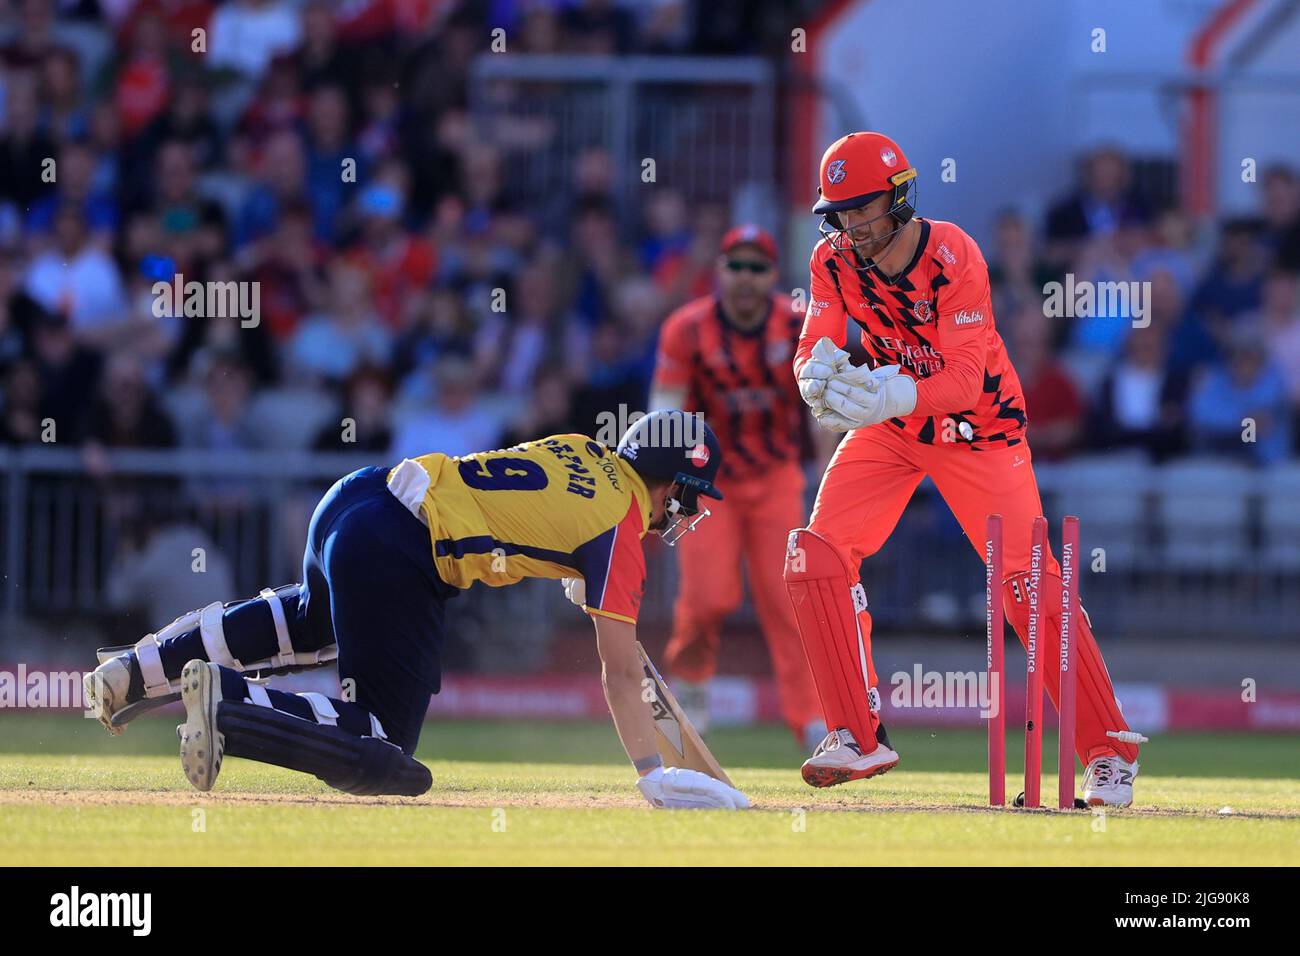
[1083,754,1138,807]
[801,727,899,788]
[83,655,131,736]
[178,660,225,792]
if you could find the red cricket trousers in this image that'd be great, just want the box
[806,424,1137,765]
[665,461,822,737]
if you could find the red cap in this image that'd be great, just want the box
[720,224,778,261]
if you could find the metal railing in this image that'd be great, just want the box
[1,448,1296,652]
[0,447,568,671]
[468,55,778,232]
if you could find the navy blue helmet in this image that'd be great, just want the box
[616,410,723,542]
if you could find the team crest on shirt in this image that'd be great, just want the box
[827,159,847,185]
[912,299,934,323]
[880,148,898,168]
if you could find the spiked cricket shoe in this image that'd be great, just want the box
[178,660,225,792]
[801,727,899,788]
[1083,754,1138,807]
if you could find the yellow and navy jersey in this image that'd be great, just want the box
[387,434,652,624]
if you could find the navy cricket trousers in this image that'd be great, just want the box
[153,466,455,754]
[299,466,455,750]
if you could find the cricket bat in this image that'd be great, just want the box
[635,642,734,787]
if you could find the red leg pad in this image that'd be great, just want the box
[783,528,879,748]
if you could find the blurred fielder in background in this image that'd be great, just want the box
[651,225,825,749]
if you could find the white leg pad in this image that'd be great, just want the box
[132,633,170,696]
[134,603,214,697]
[198,601,240,668]
[300,692,338,726]
[260,588,296,668]
[109,594,338,706]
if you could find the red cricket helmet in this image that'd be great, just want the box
[813,132,918,252]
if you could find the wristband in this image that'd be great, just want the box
[634,753,664,774]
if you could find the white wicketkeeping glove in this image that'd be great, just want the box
[560,577,586,607]
[800,337,862,431]
[797,337,850,407]
[810,402,860,433]
[636,766,750,810]
[821,364,918,429]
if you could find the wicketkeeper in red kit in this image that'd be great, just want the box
[651,225,826,749]
[784,131,1141,806]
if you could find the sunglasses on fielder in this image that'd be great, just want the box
[724,259,772,274]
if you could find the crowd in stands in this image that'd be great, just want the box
[0,0,781,463]
[992,149,1300,468]
[0,0,1297,481]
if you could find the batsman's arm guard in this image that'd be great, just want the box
[94,587,336,728]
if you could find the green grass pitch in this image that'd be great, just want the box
[1,713,1297,866]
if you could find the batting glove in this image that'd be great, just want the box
[560,577,586,608]
[636,766,750,810]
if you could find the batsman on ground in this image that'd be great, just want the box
[785,131,1141,806]
[84,410,750,810]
